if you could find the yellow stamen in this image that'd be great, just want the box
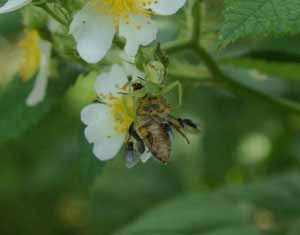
[108,95,134,133]
[91,0,157,29]
[18,30,41,82]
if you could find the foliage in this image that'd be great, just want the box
[116,173,300,235]
[221,0,300,46]
[0,62,82,144]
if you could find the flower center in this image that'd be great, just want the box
[92,0,156,29]
[108,95,134,134]
[18,30,41,81]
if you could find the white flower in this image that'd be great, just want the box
[26,40,52,106]
[18,30,52,106]
[0,0,52,106]
[0,0,186,64]
[81,63,151,166]
[0,0,31,13]
[70,0,186,63]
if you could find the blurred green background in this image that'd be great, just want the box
[1,1,300,235]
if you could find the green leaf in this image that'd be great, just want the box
[0,12,23,36]
[221,0,300,46]
[0,62,82,144]
[116,173,300,235]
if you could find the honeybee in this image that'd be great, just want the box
[124,60,200,167]
[125,93,199,167]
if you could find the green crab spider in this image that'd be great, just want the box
[127,61,183,109]
[161,80,182,109]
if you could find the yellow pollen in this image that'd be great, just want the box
[108,95,134,134]
[92,0,157,29]
[18,30,41,82]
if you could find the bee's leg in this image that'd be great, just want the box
[150,116,174,140]
[129,123,145,154]
[161,80,182,108]
[125,141,139,168]
[178,118,200,133]
[162,123,174,140]
[117,91,129,95]
[167,116,190,144]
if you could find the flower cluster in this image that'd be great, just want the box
[70,0,186,63]
[0,0,192,166]
[1,0,185,63]
[81,63,151,165]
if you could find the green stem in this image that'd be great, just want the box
[191,0,202,44]
[165,0,300,115]
[162,39,190,53]
[194,45,300,115]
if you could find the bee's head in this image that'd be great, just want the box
[132,82,144,91]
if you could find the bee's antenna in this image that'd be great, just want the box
[117,92,129,95]
[137,76,145,81]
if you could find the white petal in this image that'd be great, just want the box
[70,4,115,63]
[119,15,158,56]
[0,0,31,13]
[26,40,52,106]
[84,123,101,144]
[81,103,110,125]
[147,0,186,15]
[122,62,145,81]
[95,64,127,97]
[82,104,111,143]
[93,134,124,161]
[81,103,125,161]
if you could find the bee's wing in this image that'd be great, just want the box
[125,143,153,168]
[125,150,140,168]
[140,150,152,163]
[125,142,139,168]
[164,123,174,141]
